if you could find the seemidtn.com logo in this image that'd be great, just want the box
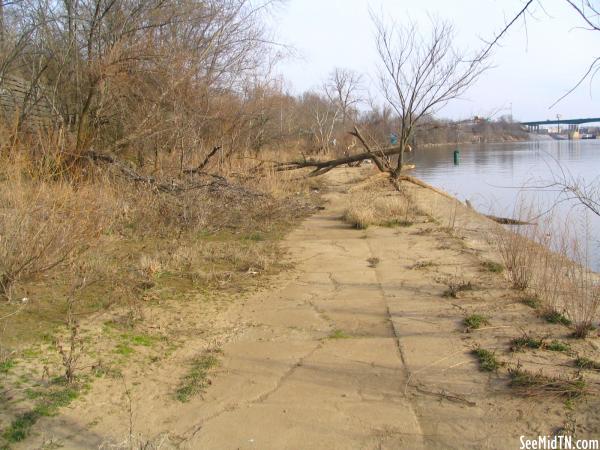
[520,436,599,450]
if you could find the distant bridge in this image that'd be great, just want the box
[520,117,600,132]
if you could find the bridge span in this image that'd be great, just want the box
[520,117,600,133]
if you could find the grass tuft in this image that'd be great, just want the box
[482,261,504,273]
[574,356,600,370]
[442,280,473,298]
[508,366,586,399]
[546,340,571,352]
[472,348,501,372]
[521,296,541,309]
[328,329,351,339]
[381,219,413,228]
[0,359,15,374]
[2,386,79,443]
[542,310,572,326]
[510,334,544,351]
[464,314,489,330]
[175,352,220,402]
[410,261,436,270]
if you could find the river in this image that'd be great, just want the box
[409,138,600,270]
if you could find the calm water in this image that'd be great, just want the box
[409,139,600,269]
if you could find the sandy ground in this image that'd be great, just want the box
[21,167,600,449]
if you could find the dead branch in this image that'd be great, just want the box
[84,151,262,198]
[465,199,536,225]
[183,146,222,175]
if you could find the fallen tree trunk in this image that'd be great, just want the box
[276,144,404,177]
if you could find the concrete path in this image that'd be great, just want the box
[182,169,501,449]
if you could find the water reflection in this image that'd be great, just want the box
[409,139,600,269]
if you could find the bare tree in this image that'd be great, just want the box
[324,67,362,124]
[372,14,488,177]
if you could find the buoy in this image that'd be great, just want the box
[453,149,460,165]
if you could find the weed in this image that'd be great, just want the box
[243,232,265,242]
[122,333,154,347]
[2,385,79,443]
[510,334,544,351]
[542,310,572,326]
[482,261,504,273]
[442,280,473,298]
[343,208,372,229]
[508,366,586,399]
[175,352,220,402]
[3,411,38,442]
[472,348,501,372]
[381,219,412,228]
[115,343,134,356]
[572,323,596,339]
[367,257,380,268]
[464,314,489,330]
[410,261,436,270]
[574,356,600,370]
[328,329,350,339]
[0,359,15,374]
[546,340,571,352]
[521,296,541,309]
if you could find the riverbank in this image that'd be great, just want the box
[5,166,598,449]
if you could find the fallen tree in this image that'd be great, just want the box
[276,126,416,177]
[84,151,263,199]
[276,145,404,177]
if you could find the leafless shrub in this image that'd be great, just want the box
[495,201,600,337]
[55,272,89,384]
[0,166,109,300]
[561,238,600,338]
[495,228,538,290]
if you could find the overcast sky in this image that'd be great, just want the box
[270,0,599,121]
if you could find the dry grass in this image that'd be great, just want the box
[342,190,417,229]
[495,228,538,290]
[507,366,587,399]
[0,159,112,300]
[0,136,319,347]
[493,207,600,338]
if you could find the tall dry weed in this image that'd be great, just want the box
[342,190,415,229]
[0,155,111,299]
[495,228,538,290]
[495,203,600,337]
